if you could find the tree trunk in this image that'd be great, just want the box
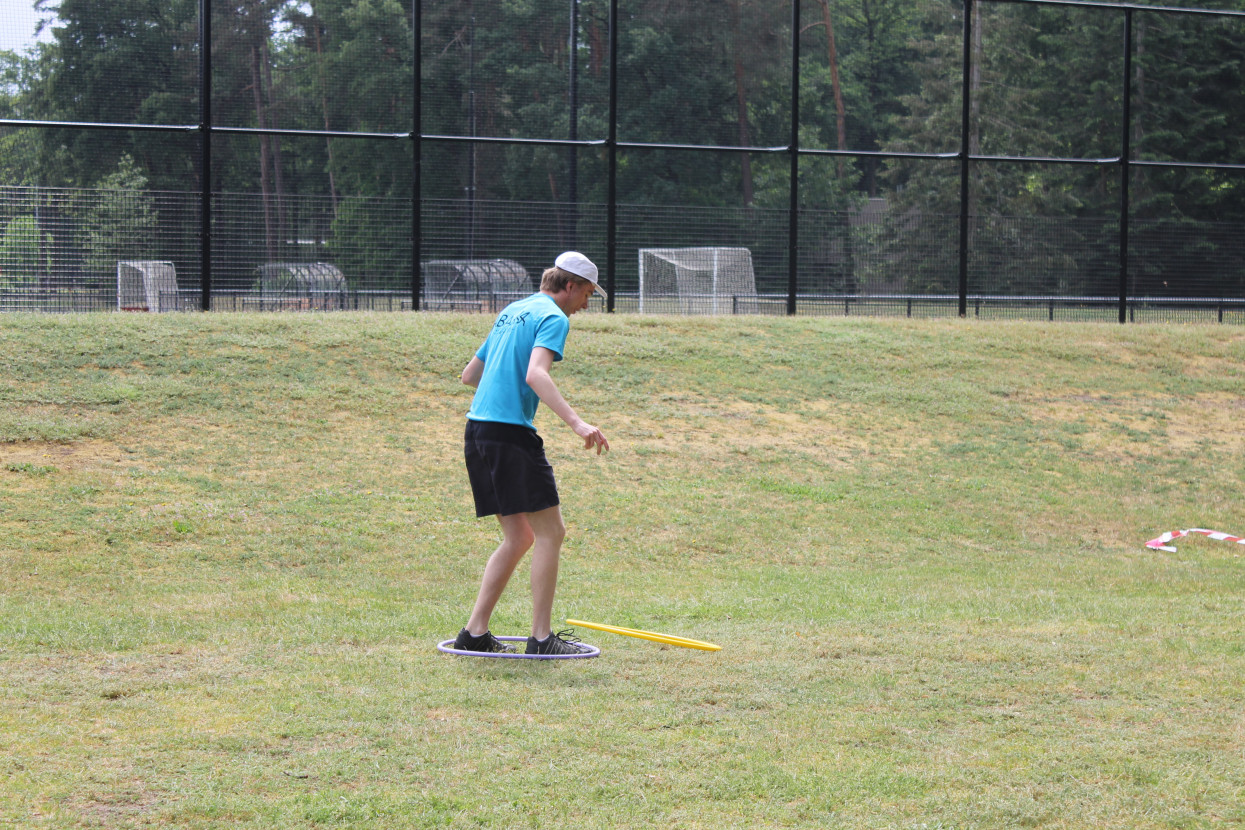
[861,0,880,196]
[731,0,754,206]
[262,39,287,253]
[251,44,275,264]
[315,21,339,211]
[818,0,848,175]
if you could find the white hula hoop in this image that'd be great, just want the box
[436,635,601,660]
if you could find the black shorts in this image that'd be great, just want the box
[464,420,560,518]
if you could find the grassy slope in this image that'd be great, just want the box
[1,312,1243,829]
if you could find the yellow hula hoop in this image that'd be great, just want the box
[566,619,722,652]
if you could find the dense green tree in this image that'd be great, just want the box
[1131,10,1245,219]
[0,51,47,186]
[2,0,1240,297]
[0,215,51,290]
[75,153,159,282]
[284,0,413,197]
[34,0,200,189]
[834,0,923,193]
[283,0,414,284]
[881,1,1125,292]
[1126,9,1245,295]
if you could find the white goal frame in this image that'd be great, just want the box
[637,247,757,315]
[117,260,179,312]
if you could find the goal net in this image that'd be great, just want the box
[117,260,179,312]
[638,247,756,314]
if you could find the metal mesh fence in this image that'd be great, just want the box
[1,0,1242,320]
[5,186,1244,320]
[1134,11,1244,169]
[0,185,200,313]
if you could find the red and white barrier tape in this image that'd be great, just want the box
[1145,528,1245,553]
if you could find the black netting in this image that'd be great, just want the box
[1134,11,1245,168]
[212,2,413,134]
[0,184,201,312]
[616,0,790,149]
[422,0,609,143]
[977,5,1124,161]
[1,0,1242,319]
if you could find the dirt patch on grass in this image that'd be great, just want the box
[71,789,165,823]
[1019,391,1244,458]
[630,398,906,466]
[5,648,249,697]
[1182,347,1245,382]
[1163,393,1245,454]
[0,439,138,473]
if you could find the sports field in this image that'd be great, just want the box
[1,313,1242,828]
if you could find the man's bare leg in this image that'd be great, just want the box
[526,505,567,641]
[465,513,534,636]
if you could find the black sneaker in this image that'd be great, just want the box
[452,628,515,653]
[525,629,588,656]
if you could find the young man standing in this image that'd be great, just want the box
[453,252,609,655]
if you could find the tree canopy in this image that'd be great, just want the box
[4,0,1242,295]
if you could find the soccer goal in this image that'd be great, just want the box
[117,261,180,312]
[638,247,756,314]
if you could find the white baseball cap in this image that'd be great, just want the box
[555,251,607,299]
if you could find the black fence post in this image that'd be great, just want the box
[199,0,212,311]
[1119,8,1133,324]
[568,0,579,250]
[787,0,801,316]
[606,0,618,312]
[412,0,422,311]
[957,0,974,319]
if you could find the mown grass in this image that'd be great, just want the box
[1,312,1243,829]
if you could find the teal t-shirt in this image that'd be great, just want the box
[467,293,569,428]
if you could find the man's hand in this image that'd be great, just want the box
[573,421,610,455]
[527,348,609,455]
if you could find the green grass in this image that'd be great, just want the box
[1,312,1243,829]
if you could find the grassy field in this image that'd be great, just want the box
[1,312,1243,829]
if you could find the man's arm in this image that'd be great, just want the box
[526,347,609,454]
[461,355,484,388]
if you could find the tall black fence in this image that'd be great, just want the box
[0,0,1242,320]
